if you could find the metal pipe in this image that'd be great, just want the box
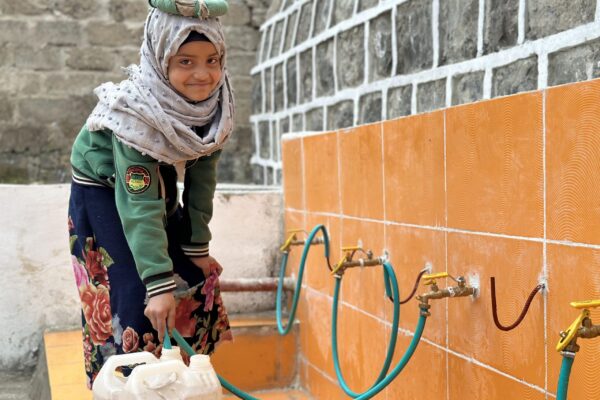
[219,277,296,292]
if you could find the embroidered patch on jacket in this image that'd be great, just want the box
[125,166,151,194]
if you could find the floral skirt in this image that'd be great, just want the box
[68,181,232,388]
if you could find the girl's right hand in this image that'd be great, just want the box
[144,292,176,343]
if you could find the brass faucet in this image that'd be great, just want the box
[556,299,600,356]
[416,272,477,315]
[280,229,325,253]
[331,246,386,277]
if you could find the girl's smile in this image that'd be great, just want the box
[168,40,222,102]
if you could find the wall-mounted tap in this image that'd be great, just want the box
[556,299,600,356]
[331,245,386,277]
[416,272,477,315]
[280,228,325,253]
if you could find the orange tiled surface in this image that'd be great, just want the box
[338,123,384,220]
[446,93,544,237]
[281,78,600,399]
[546,79,600,245]
[383,111,445,226]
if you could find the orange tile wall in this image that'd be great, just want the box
[281,79,600,399]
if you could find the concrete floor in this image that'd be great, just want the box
[0,371,33,400]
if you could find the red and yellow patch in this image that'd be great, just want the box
[125,166,151,194]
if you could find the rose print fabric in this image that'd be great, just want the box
[68,182,232,388]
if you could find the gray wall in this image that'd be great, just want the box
[251,0,600,184]
[0,184,282,370]
[0,0,271,184]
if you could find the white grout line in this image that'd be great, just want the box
[518,0,526,44]
[483,66,493,99]
[311,45,317,105]
[391,3,398,80]
[411,82,417,115]
[443,110,450,400]
[432,0,440,68]
[477,0,485,57]
[364,20,371,86]
[445,72,453,108]
[283,59,288,111]
[542,88,549,399]
[538,51,549,89]
[309,0,317,40]
[281,206,600,251]
[261,0,311,32]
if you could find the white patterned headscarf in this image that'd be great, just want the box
[86,7,235,164]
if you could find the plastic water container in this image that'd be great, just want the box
[124,354,222,400]
[92,351,159,400]
[93,346,222,400]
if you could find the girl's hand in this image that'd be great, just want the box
[190,255,223,277]
[144,292,176,343]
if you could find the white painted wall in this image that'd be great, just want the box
[0,184,282,370]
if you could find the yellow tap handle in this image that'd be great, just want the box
[570,299,600,309]
[422,272,449,285]
[331,258,346,276]
[556,310,590,352]
[280,229,304,252]
[341,245,362,253]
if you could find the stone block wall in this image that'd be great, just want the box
[251,0,600,184]
[0,0,270,183]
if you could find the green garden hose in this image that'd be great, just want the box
[331,262,400,397]
[557,354,575,400]
[276,224,330,335]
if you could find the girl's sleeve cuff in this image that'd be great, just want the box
[181,243,209,258]
[144,272,177,297]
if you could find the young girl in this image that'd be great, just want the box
[68,2,234,387]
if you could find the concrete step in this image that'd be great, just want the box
[43,312,299,399]
[0,371,34,400]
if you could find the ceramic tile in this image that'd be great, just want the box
[382,111,445,226]
[334,303,389,394]
[303,132,340,213]
[448,353,546,400]
[546,79,600,245]
[282,138,305,210]
[446,93,544,237]
[447,232,545,386]
[339,124,385,220]
[305,362,354,400]
[298,289,335,378]
[384,338,447,399]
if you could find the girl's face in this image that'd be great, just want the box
[167,40,222,102]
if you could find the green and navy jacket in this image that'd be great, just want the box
[70,125,220,297]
